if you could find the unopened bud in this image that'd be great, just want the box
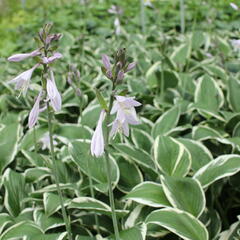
[76,88,82,97]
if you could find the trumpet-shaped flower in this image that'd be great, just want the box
[110,95,141,137]
[230,3,238,10]
[8,64,39,96]
[47,71,62,111]
[91,110,106,157]
[42,52,63,64]
[8,49,40,62]
[28,90,42,128]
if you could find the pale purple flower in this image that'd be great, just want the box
[108,5,123,15]
[102,54,112,78]
[110,96,141,137]
[114,18,121,35]
[231,39,240,49]
[8,64,39,95]
[39,133,57,150]
[8,49,40,62]
[102,54,111,70]
[117,70,124,81]
[42,52,62,64]
[126,62,136,72]
[91,110,106,157]
[144,0,153,7]
[47,70,62,111]
[28,90,42,128]
[230,3,238,10]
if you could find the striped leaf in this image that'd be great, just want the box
[154,136,191,177]
[146,208,209,240]
[123,182,170,208]
[194,154,240,188]
[151,106,180,139]
[161,175,205,217]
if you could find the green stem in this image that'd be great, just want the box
[180,0,185,34]
[104,90,120,240]
[140,0,146,33]
[47,103,73,240]
[33,126,37,153]
[87,159,100,235]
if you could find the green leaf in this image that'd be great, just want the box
[151,106,180,139]
[3,169,27,217]
[80,104,101,128]
[34,233,67,240]
[177,138,213,172]
[146,208,209,240]
[194,75,224,116]
[69,197,128,218]
[43,192,71,217]
[0,213,12,235]
[33,209,64,232]
[123,181,170,207]
[118,158,143,193]
[228,77,240,112]
[56,124,92,141]
[154,136,191,177]
[192,31,205,50]
[0,123,21,173]
[131,128,153,153]
[19,126,47,151]
[192,126,222,141]
[171,42,191,65]
[69,140,119,191]
[110,224,147,240]
[161,175,205,217]
[219,216,240,240]
[95,89,108,111]
[113,143,157,178]
[0,221,43,240]
[24,167,50,183]
[194,154,240,188]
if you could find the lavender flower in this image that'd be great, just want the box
[102,54,113,79]
[110,96,141,137]
[114,18,121,35]
[91,110,106,157]
[230,2,238,10]
[8,49,40,62]
[47,71,62,111]
[231,39,240,49]
[39,133,57,150]
[28,90,42,128]
[42,52,63,64]
[8,64,39,96]
[126,62,136,72]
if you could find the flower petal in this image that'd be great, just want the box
[91,110,106,157]
[28,91,42,128]
[102,54,111,70]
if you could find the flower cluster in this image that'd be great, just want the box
[7,24,62,129]
[91,51,141,157]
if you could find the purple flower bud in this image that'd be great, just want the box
[28,91,42,128]
[126,62,136,72]
[76,88,82,97]
[8,49,40,62]
[117,70,124,81]
[42,52,62,64]
[48,71,62,112]
[106,70,113,79]
[102,54,111,70]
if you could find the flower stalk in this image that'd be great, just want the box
[104,88,121,240]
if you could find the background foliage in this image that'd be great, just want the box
[0,0,240,239]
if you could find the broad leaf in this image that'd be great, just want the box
[161,175,205,217]
[154,136,191,177]
[194,155,240,188]
[123,181,170,208]
[146,208,209,240]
